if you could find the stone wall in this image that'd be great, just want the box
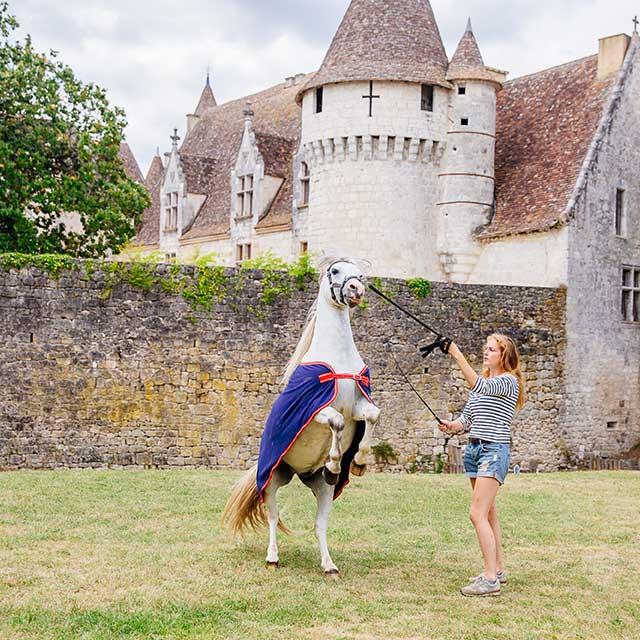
[0,263,567,472]
[564,40,640,460]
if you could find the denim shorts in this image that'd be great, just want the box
[464,442,510,485]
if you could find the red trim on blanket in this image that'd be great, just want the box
[318,372,370,385]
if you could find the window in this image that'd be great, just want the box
[164,192,178,231]
[615,188,626,236]
[421,84,434,112]
[236,243,252,264]
[461,118,469,126]
[165,252,176,262]
[315,87,323,114]
[236,175,253,218]
[300,162,310,205]
[621,266,640,321]
[458,86,466,95]
[300,241,308,254]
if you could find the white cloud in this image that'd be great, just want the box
[10,0,640,174]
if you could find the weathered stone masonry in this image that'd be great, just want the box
[0,263,567,472]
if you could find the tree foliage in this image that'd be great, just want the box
[0,2,150,256]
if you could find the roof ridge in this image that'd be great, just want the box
[505,53,597,84]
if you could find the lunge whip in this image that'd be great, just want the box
[368,283,452,357]
[388,349,443,425]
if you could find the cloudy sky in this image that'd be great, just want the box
[11,0,639,174]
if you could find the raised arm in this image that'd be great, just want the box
[448,342,479,389]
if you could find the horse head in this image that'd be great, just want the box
[319,258,366,309]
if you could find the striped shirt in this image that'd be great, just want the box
[458,373,519,444]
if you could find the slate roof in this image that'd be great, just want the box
[194,77,217,115]
[297,0,449,102]
[176,78,303,240]
[145,153,164,190]
[118,142,144,184]
[136,161,164,246]
[484,55,616,240]
[446,20,504,84]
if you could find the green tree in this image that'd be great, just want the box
[0,2,149,256]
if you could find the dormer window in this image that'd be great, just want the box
[300,162,310,205]
[237,174,254,218]
[164,191,178,231]
[315,87,323,114]
[421,84,434,112]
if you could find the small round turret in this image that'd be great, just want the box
[437,19,507,283]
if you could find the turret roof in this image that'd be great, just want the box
[145,152,164,190]
[118,142,144,184]
[297,0,449,102]
[194,75,217,115]
[446,19,505,84]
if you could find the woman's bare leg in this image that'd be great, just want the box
[487,502,504,572]
[469,477,500,581]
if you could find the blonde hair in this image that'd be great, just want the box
[483,333,526,409]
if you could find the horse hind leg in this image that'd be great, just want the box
[304,469,340,577]
[263,464,294,569]
[314,407,345,485]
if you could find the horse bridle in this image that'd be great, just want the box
[326,261,365,307]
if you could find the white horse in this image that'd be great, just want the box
[222,258,380,577]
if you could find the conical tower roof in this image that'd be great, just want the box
[118,142,144,184]
[446,19,505,85]
[297,0,449,102]
[145,150,164,189]
[194,74,217,115]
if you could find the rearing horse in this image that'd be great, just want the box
[222,258,380,576]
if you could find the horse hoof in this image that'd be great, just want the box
[323,467,340,485]
[266,561,279,570]
[350,461,367,476]
[324,569,340,580]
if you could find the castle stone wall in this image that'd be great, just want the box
[564,43,640,460]
[0,263,568,472]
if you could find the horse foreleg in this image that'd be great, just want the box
[352,399,381,473]
[263,466,293,568]
[308,471,340,576]
[314,406,345,481]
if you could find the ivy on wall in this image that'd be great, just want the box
[0,252,318,317]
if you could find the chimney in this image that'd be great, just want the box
[597,33,631,79]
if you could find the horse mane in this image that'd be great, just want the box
[280,255,367,386]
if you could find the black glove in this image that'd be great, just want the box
[419,335,452,358]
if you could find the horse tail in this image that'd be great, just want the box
[221,464,289,535]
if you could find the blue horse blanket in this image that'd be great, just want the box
[257,361,373,501]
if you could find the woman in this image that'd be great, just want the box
[439,334,526,597]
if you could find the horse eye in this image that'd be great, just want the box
[331,268,339,275]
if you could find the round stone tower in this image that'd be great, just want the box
[437,19,507,283]
[295,0,451,278]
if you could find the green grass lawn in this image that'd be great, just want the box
[0,469,638,640]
